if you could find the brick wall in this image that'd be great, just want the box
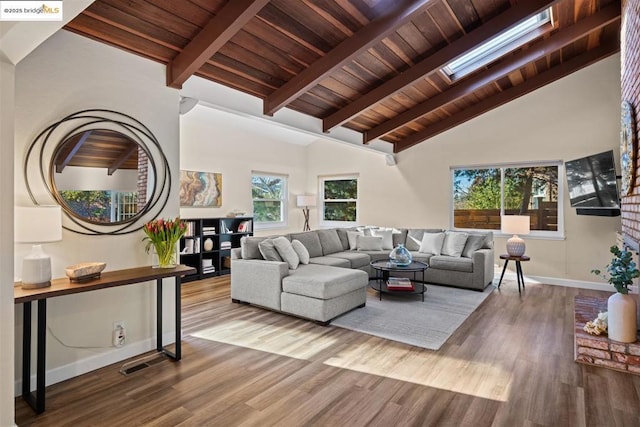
[137,147,148,212]
[621,1,640,241]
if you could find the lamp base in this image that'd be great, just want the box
[21,244,52,289]
[506,235,526,257]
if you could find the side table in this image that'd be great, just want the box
[498,254,530,294]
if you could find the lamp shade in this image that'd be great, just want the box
[501,215,530,235]
[296,195,316,208]
[15,206,62,243]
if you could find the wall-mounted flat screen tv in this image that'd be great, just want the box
[565,150,619,209]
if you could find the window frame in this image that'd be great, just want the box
[319,174,359,228]
[450,161,564,239]
[251,171,288,230]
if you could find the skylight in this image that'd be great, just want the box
[442,9,552,80]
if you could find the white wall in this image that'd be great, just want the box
[13,31,180,391]
[54,167,138,191]
[306,54,621,282]
[180,105,310,234]
[1,57,16,427]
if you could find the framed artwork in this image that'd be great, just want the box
[179,170,222,207]
[620,100,636,196]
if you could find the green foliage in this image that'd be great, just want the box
[324,179,357,200]
[323,202,356,221]
[59,190,111,222]
[591,246,640,294]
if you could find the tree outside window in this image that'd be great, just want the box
[453,164,561,234]
[321,176,358,225]
[252,173,287,228]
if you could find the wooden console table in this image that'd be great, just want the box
[14,264,196,414]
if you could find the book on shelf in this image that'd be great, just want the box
[220,222,231,234]
[386,277,414,291]
[202,226,216,235]
[202,267,216,274]
[193,237,200,254]
[220,241,232,250]
[237,220,252,233]
[184,221,196,237]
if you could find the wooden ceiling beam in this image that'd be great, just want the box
[108,144,137,175]
[323,0,562,133]
[393,40,620,153]
[365,3,621,143]
[166,0,269,89]
[263,0,435,116]
[55,130,92,173]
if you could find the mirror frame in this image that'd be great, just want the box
[24,110,171,235]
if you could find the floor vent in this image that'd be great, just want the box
[119,353,168,376]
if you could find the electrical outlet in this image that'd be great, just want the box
[113,321,126,347]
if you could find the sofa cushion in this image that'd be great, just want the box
[283,264,368,299]
[357,235,383,251]
[336,228,356,251]
[371,228,393,250]
[291,239,310,264]
[273,237,300,269]
[429,255,473,273]
[309,256,351,268]
[241,236,268,260]
[392,229,408,247]
[288,231,323,258]
[461,232,492,258]
[419,232,445,255]
[347,230,364,250]
[405,229,444,251]
[318,229,343,255]
[410,252,433,264]
[326,251,371,269]
[441,231,469,257]
[258,239,283,262]
[358,250,390,262]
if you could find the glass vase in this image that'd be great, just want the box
[153,241,177,268]
[389,243,412,266]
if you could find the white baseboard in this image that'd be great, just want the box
[527,275,613,292]
[14,332,176,397]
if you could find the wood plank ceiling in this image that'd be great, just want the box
[65,0,621,153]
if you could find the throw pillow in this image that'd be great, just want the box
[407,229,444,251]
[371,228,393,250]
[347,230,364,250]
[273,236,300,269]
[258,239,283,262]
[441,231,469,257]
[356,235,384,251]
[291,239,310,264]
[288,232,322,258]
[317,229,343,255]
[461,234,488,258]
[419,232,445,255]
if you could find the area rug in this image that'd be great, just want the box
[331,284,495,350]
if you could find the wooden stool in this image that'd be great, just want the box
[498,254,530,294]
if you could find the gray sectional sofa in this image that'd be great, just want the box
[231,227,494,324]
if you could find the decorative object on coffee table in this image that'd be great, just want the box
[389,243,412,266]
[591,245,639,343]
[142,217,187,268]
[296,195,316,231]
[501,215,530,257]
[65,262,107,282]
[15,206,63,289]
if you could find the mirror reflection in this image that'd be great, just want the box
[51,129,154,224]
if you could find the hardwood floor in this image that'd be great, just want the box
[15,275,640,426]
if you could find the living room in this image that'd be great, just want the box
[2,0,639,425]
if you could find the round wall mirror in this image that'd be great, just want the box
[24,109,171,235]
[50,129,156,225]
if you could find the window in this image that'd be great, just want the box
[320,175,358,226]
[58,190,138,223]
[252,173,287,229]
[452,163,562,237]
[442,9,552,80]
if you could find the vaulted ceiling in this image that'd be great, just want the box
[65,0,621,153]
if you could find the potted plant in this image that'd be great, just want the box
[592,245,639,342]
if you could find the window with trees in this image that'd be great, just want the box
[452,163,562,236]
[320,175,358,226]
[252,173,287,229]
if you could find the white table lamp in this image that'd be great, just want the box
[296,195,316,231]
[501,215,530,257]
[15,206,62,289]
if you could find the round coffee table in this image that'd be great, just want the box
[370,260,428,301]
